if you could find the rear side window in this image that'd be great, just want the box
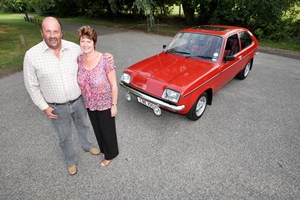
[240,31,253,50]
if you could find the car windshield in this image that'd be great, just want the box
[165,32,223,62]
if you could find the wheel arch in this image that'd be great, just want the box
[206,88,213,105]
[249,58,254,70]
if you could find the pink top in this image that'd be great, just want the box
[77,53,116,111]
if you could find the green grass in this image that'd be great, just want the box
[0,13,78,71]
[259,38,300,51]
[0,13,41,69]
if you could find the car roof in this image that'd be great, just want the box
[181,25,249,37]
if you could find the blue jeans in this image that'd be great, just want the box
[50,97,94,166]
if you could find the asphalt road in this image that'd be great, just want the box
[1,21,300,199]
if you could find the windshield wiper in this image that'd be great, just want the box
[166,49,191,55]
[187,55,213,59]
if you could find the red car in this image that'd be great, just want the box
[120,25,259,121]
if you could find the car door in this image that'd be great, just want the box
[217,33,242,88]
[238,30,254,67]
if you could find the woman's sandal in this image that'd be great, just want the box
[100,159,111,167]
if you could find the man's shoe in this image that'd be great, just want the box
[88,147,100,155]
[68,165,77,175]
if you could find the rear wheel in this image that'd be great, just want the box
[186,92,208,121]
[237,60,252,80]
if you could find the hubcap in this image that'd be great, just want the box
[196,96,207,116]
[153,106,162,116]
[125,91,132,101]
[244,62,250,77]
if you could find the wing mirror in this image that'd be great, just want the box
[224,55,235,62]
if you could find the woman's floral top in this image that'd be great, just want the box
[77,53,116,111]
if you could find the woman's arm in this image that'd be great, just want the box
[107,69,118,117]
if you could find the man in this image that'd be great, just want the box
[23,17,113,175]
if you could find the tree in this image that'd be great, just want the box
[0,0,31,12]
[181,0,197,25]
[133,0,156,31]
[28,0,55,12]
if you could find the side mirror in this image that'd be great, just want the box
[224,55,235,62]
[163,45,166,49]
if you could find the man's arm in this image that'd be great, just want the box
[105,53,114,65]
[23,52,49,111]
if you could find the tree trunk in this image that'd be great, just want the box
[181,0,195,25]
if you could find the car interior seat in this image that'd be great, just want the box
[227,38,239,55]
[224,40,232,57]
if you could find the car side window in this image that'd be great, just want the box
[224,34,240,57]
[240,31,253,50]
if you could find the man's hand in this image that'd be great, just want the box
[44,106,58,119]
[105,53,114,65]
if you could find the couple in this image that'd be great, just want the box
[23,17,119,175]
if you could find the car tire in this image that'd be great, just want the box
[186,92,208,121]
[237,60,252,80]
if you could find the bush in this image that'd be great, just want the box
[254,28,263,40]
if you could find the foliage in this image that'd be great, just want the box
[0,0,32,12]
[133,0,156,31]
[28,0,55,12]
[254,28,264,40]
[193,0,300,41]
[54,0,79,17]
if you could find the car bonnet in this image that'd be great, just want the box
[125,52,216,96]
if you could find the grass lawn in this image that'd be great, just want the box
[0,13,77,75]
[0,13,41,70]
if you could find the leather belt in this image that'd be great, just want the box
[48,95,81,106]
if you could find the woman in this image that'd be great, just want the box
[77,25,119,167]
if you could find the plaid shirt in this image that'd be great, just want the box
[23,40,82,110]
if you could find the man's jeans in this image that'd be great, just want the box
[50,97,93,166]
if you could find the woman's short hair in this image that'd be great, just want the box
[78,25,97,45]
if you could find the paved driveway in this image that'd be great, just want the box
[1,21,300,199]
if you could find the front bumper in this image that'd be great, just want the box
[119,82,185,112]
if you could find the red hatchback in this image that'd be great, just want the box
[120,25,259,121]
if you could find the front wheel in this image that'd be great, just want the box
[186,92,208,121]
[237,60,252,80]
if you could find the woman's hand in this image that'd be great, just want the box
[111,105,117,117]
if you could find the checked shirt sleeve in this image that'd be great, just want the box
[23,51,49,111]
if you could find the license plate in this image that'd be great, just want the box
[137,97,157,109]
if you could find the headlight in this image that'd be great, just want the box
[162,89,180,103]
[121,73,131,84]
